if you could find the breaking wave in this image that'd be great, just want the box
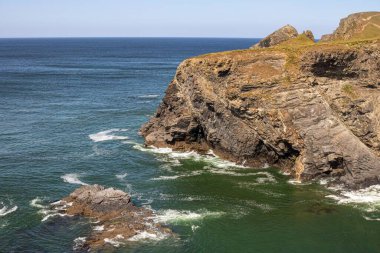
[154,209,224,225]
[0,201,18,217]
[30,197,73,222]
[61,173,88,185]
[89,129,129,142]
[133,145,247,169]
[116,173,128,180]
[326,184,380,221]
[138,94,159,99]
[128,231,169,242]
[73,237,87,251]
[104,235,125,247]
[151,171,203,181]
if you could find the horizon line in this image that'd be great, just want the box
[0,36,265,39]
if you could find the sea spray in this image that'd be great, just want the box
[89,129,129,142]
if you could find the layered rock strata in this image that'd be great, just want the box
[141,12,380,189]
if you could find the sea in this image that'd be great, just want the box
[0,38,380,253]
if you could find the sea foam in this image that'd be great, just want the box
[326,184,380,204]
[61,173,88,185]
[89,128,129,142]
[326,184,380,221]
[133,144,247,169]
[104,235,125,247]
[154,209,224,225]
[128,231,169,242]
[138,94,159,99]
[0,202,18,217]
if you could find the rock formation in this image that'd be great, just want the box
[252,24,298,48]
[53,185,171,251]
[141,12,380,189]
[321,11,380,41]
[302,30,315,41]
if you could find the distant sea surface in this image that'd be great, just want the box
[1,38,380,253]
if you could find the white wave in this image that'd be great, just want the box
[41,213,71,222]
[326,184,380,221]
[93,225,104,231]
[0,203,18,217]
[151,175,181,181]
[31,197,74,222]
[116,173,128,180]
[151,171,203,181]
[255,172,277,184]
[133,145,247,169]
[138,95,159,99]
[191,225,200,232]
[128,231,168,242]
[104,235,125,247]
[61,173,88,186]
[363,216,380,221]
[326,184,380,204]
[206,167,265,177]
[89,128,129,142]
[287,179,311,185]
[154,209,224,225]
[318,178,333,185]
[73,237,87,251]
[30,197,46,209]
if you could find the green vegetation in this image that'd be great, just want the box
[342,84,357,98]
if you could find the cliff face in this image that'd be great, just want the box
[141,13,380,189]
[321,12,380,41]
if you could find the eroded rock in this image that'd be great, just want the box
[320,11,380,41]
[141,12,380,190]
[252,24,299,48]
[54,185,171,251]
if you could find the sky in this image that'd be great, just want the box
[0,0,379,38]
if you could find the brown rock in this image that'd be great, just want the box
[54,185,172,251]
[302,30,315,41]
[141,15,380,190]
[252,24,299,48]
[320,11,380,41]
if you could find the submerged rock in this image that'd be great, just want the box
[252,24,298,48]
[141,12,380,190]
[55,185,171,251]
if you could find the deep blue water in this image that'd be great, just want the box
[1,38,380,253]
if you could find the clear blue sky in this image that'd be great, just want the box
[0,0,379,38]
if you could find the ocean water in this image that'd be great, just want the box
[0,38,380,253]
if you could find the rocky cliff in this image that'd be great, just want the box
[321,11,380,41]
[141,12,380,189]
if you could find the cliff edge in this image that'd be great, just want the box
[141,12,380,189]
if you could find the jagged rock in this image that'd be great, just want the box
[302,30,315,41]
[141,13,380,190]
[320,12,380,41]
[54,185,171,251]
[252,25,298,48]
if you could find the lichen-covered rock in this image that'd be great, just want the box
[320,12,380,41]
[54,185,171,251]
[252,24,299,48]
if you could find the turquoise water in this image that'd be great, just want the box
[0,38,380,253]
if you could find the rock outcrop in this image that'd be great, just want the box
[54,185,171,251]
[141,12,380,189]
[302,30,315,42]
[252,24,298,48]
[321,11,380,41]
